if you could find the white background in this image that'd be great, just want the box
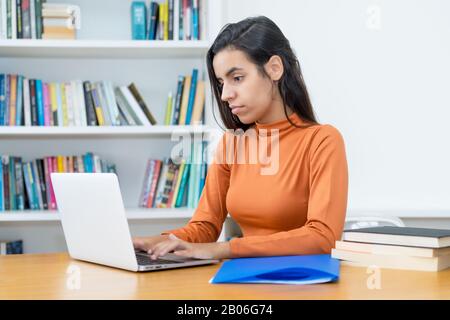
[224,0,450,213]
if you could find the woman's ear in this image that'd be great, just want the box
[264,55,284,81]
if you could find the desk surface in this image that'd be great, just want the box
[1,253,449,299]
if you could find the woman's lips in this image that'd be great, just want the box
[231,106,245,115]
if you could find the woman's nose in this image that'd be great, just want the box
[221,83,235,102]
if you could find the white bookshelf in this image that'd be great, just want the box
[0,40,211,59]
[0,125,216,137]
[0,0,227,253]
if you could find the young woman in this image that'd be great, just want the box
[133,16,348,260]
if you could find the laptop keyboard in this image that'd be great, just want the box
[135,253,183,266]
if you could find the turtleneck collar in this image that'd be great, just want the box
[254,112,305,131]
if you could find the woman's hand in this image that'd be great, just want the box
[149,234,231,260]
[132,235,170,253]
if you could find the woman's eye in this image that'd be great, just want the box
[234,76,243,82]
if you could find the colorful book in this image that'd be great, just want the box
[131,1,147,40]
[185,68,198,125]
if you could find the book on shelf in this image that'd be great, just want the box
[131,1,147,40]
[0,74,167,127]
[332,226,450,272]
[139,148,207,209]
[0,0,83,40]
[0,239,23,255]
[130,0,206,41]
[128,82,157,125]
[41,2,81,39]
[164,68,205,126]
[0,153,116,212]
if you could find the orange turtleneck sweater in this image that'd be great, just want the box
[162,112,349,258]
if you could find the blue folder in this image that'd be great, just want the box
[210,254,340,285]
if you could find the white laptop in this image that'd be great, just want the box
[50,172,220,272]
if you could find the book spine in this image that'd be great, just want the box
[22,162,31,209]
[82,81,98,126]
[128,83,157,125]
[15,74,23,125]
[42,82,50,126]
[31,160,43,209]
[55,82,63,126]
[139,159,152,207]
[70,81,80,127]
[1,0,7,39]
[168,0,174,40]
[0,156,3,211]
[14,157,24,210]
[164,91,173,126]
[147,159,162,208]
[8,155,16,210]
[47,157,56,209]
[2,156,10,210]
[175,161,190,207]
[48,83,57,126]
[36,159,47,209]
[90,84,105,126]
[172,75,185,125]
[16,0,22,38]
[35,79,45,126]
[35,0,42,39]
[76,81,87,126]
[21,0,31,38]
[191,80,205,124]
[8,74,17,126]
[170,159,185,207]
[166,162,181,208]
[98,82,112,126]
[131,1,147,40]
[11,0,16,38]
[119,86,151,126]
[185,68,198,124]
[192,0,198,40]
[28,162,38,209]
[22,77,31,126]
[65,82,75,126]
[0,74,5,125]
[105,81,120,126]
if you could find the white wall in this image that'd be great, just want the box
[224,0,450,215]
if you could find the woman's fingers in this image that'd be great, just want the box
[150,239,187,260]
[132,237,148,251]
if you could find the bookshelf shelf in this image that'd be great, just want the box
[0,125,218,138]
[0,208,195,222]
[0,0,226,253]
[0,40,210,59]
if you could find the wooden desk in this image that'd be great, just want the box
[1,253,449,299]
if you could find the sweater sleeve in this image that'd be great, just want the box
[229,125,349,257]
[161,132,231,243]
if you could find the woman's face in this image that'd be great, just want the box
[213,49,278,125]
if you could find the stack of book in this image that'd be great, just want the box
[0,239,23,255]
[41,3,80,39]
[139,141,207,209]
[0,74,157,127]
[131,0,206,41]
[0,0,45,39]
[164,68,205,125]
[0,153,116,211]
[332,226,450,272]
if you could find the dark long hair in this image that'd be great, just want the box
[206,16,319,131]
